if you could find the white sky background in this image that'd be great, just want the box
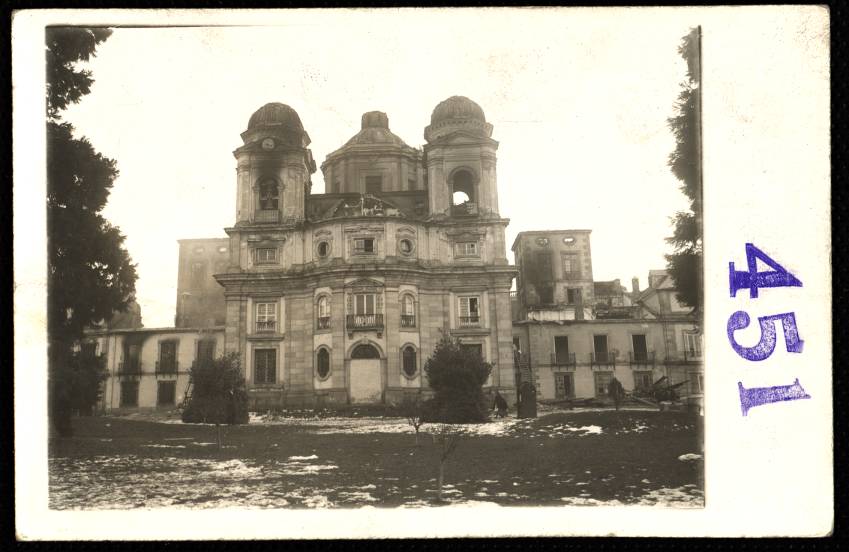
[61,9,693,328]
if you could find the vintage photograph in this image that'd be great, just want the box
[41,12,707,512]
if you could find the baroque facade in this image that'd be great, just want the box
[214,98,517,409]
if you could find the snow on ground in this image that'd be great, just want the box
[678,453,702,462]
[559,485,703,508]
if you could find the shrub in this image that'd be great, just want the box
[182,352,249,425]
[423,336,492,423]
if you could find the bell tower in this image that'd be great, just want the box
[233,102,316,226]
[423,96,499,219]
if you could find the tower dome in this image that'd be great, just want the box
[430,95,486,125]
[247,102,304,132]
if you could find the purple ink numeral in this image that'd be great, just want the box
[729,243,802,299]
[727,311,804,361]
[738,379,811,416]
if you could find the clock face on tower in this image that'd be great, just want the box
[261,138,275,150]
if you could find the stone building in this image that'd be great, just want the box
[175,238,229,328]
[511,230,702,403]
[213,97,518,409]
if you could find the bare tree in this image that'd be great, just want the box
[433,423,461,503]
[403,398,426,446]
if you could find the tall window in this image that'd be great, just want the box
[353,238,375,254]
[593,335,610,363]
[634,371,654,392]
[567,288,582,305]
[158,340,178,373]
[317,296,331,329]
[258,179,279,210]
[401,295,416,327]
[365,175,382,193]
[402,346,417,377]
[355,293,376,315]
[254,349,276,384]
[197,340,216,367]
[684,332,703,358]
[594,372,613,397]
[458,296,481,326]
[157,381,176,406]
[554,336,570,364]
[562,253,580,277]
[256,302,277,333]
[120,381,139,407]
[316,348,331,379]
[632,334,648,362]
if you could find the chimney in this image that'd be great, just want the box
[631,277,640,295]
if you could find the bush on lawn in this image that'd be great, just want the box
[423,336,493,423]
[182,352,249,424]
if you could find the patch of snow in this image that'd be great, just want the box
[338,491,379,503]
[678,453,702,462]
[641,479,651,484]
[142,444,186,449]
[288,454,319,461]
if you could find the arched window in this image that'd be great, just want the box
[317,295,331,329]
[402,346,417,378]
[400,294,416,328]
[351,343,380,359]
[316,347,331,379]
[451,170,476,208]
[258,178,279,210]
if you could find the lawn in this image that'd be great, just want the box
[48,408,704,509]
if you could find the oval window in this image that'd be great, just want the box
[402,346,417,378]
[317,241,330,258]
[399,239,413,255]
[562,237,576,245]
[316,348,330,379]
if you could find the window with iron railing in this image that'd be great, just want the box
[401,294,416,328]
[157,340,178,374]
[255,302,277,333]
[316,295,331,330]
[458,296,481,327]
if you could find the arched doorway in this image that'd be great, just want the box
[349,343,383,403]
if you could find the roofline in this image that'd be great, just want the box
[84,326,225,336]
[511,229,592,251]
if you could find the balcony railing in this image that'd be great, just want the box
[346,313,384,330]
[459,315,481,327]
[317,316,331,330]
[451,202,479,216]
[664,349,703,364]
[254,209,280,224]
[400,314,416,328]
[629,351,656,367]
[255,320,277,333]
[117,360,141,376]
[590,351,617,369]
[155,360,179,375]
[550,352,577,368]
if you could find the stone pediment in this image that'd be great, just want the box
[344,277,384,291]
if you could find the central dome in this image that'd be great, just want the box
[247,102,304,132]
[342,111,410,147]
[430,96,486,125]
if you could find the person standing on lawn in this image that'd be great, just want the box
[609,376,625,411]
[492,390,509,418]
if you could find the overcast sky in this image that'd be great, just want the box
[61,9,695,328]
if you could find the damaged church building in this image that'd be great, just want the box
[82,97,702,412]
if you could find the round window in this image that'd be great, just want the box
[399,239,413,255]
[316,348,330,379]
[317,241,330,258]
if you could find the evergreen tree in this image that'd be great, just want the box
[182,353,249,427]
[47,27,137,436]
[665,27,702,312]
[423,336,492,423]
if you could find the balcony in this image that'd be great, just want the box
[346,313,384,330]
[117,360,141,377]
[550,352,577,370]
[629,351,656,368]
[664,349,703,364]
[590,351,617,369]
[155,360,179,376]
[317,316,331,330]
[400,314,416,328]
[451,202,478,217]
[255,320,277,333]
[254,209,280,224]
[459,315,481,327]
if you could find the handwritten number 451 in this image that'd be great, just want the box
[727,243,803,362]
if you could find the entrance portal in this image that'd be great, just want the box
[349,344,382,403]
